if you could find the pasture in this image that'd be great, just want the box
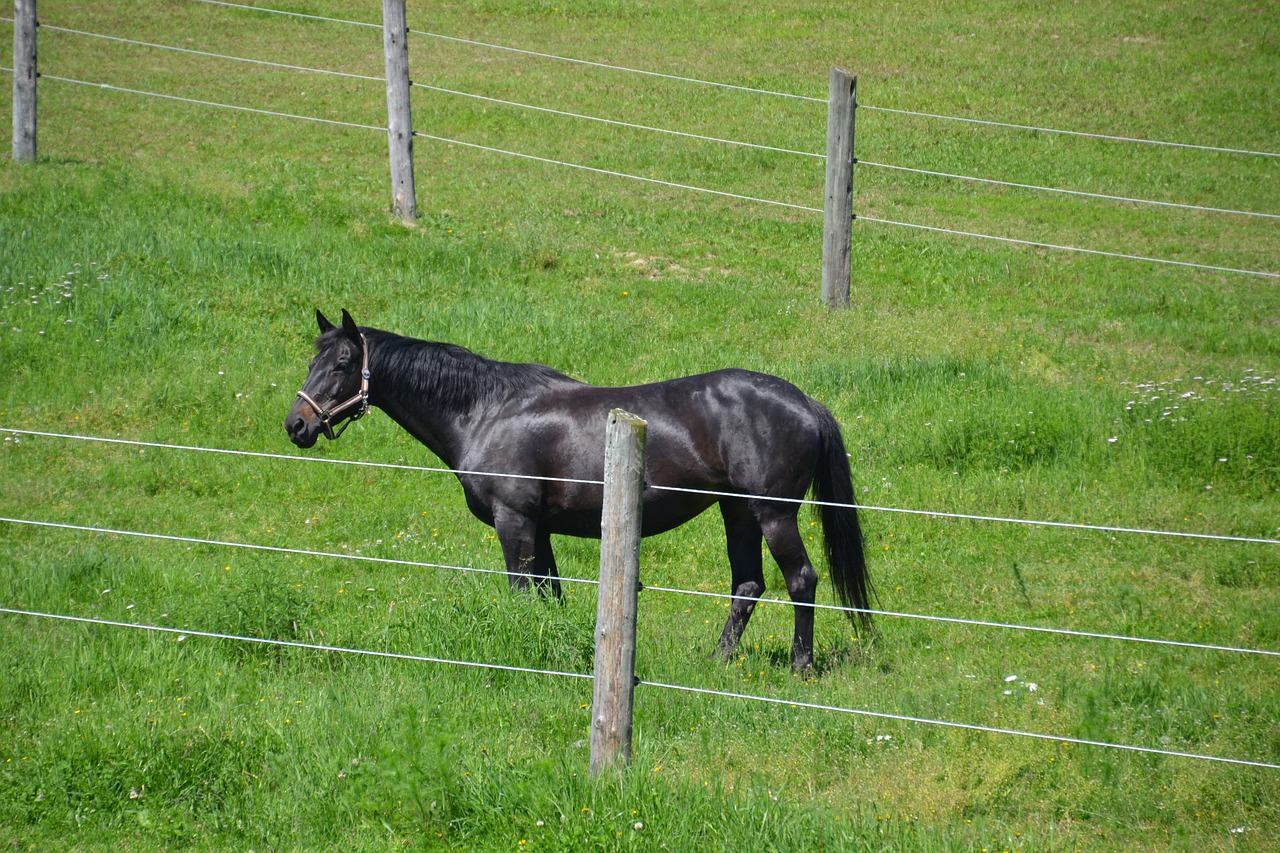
[2,0,1278,849]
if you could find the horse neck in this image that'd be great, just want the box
[358,330,470,466]
[361,329,514,468]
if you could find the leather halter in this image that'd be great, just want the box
[294,333,370,440]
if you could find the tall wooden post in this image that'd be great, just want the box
[590,409,647,777]
[12,0,37,162]
[822,68,857,309]
[382,0,417,221]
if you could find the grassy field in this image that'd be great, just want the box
[2,0,1278,849]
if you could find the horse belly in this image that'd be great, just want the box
[537,474,719,539]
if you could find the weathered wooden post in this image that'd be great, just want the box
[589,409,647,777]
[821,68,857,309]
[12,0,37,163]
[382,0,417,221]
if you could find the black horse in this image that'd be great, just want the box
[285,309,870,670]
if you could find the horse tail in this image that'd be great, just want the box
[810,402,873,632]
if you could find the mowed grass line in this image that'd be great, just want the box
[2,0,1278,850]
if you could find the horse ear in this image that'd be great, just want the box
[340,309,360,340]
[316,309,335,333]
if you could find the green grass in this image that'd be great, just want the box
[1,0,1278,850]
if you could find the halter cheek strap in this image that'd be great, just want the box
[295,333,370,441]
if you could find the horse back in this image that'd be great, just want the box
[458,368,826,533]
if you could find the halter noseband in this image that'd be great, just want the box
[295,333,370,441]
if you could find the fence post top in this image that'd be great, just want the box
[608,409,648,428]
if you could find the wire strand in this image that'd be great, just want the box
[0,605,1268,768]
[40,22,384,82]
[857,214,1280,279]
[36,23,1273,218]
[641,583,1280,658]
[646,480,1280,545]
[411,130,822,212]
[413,81,822,158]
[859,104,1280,159]
[407,29,824,103]
[190,0,380,30]
[0,607,593,680]
[5,428,1276,545]
[0,428,606,486]
[859,159,1280,220]
[28,75,1278,279]
[190,1,1280,157]
[0,515,598,589]
[641,680,1280,769]
[41,73,386,132]
[4,512,1275,659]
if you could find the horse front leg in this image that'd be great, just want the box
[717,499,765,661]
[493,506,562,599]
[494,505,539,594]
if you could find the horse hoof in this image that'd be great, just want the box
[791,658,815,676]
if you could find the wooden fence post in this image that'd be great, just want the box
[821,68,857,309]
[12,0,37,163]
[590,409,647,777]
[382,0,417,221]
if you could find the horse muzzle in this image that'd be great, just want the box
[285,399,322,448]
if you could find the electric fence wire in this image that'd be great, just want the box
[4,428,1277,546]
[856,160,1280,220]
[639,581,1280,658]
[2,513,1274,659]
[37,72,388,133]
[10,70,1275,278]
[31,21,1280,219]
[0,514,599,589]
[4,3,1276,774]
[0,606,594,681]
[0,605,1274,769]
[188,0,1280,158]
[855,214,1278,279]
[638,679,1280,770]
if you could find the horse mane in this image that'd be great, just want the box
[363,328,581,411]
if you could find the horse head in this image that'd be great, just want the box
[285,308,370,448]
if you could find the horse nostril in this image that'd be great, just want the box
[288,416,305,435]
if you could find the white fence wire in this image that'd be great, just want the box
[3,4,1277,773]
[191,0,1280,159]
[6,67,1272,279]
[30,17,1280,221]
[9,69,1276,279]
[7,9,1275,277]
[5,428,1276,546]
[0,604,1275,770]
[0,606,594,682]
[32,20,1280,222]
[4,512,1277,660]
[2,426,1277,664]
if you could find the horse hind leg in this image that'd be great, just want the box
[534,529,563,599]
[758,510,819,672]
[716,499,765,661]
